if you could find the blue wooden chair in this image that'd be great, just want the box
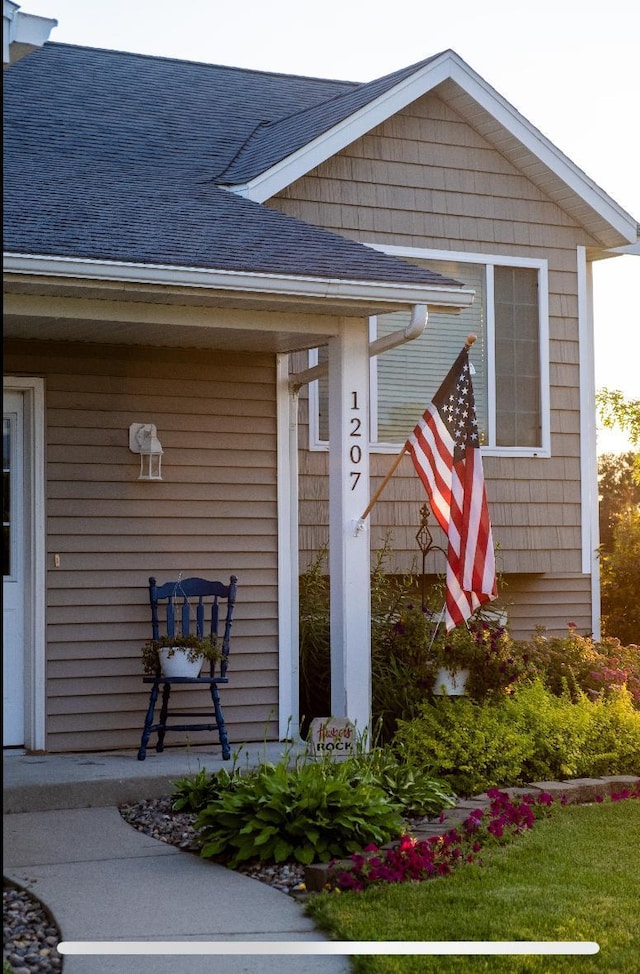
[137,575,238,761]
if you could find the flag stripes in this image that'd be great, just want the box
[406,348,497,630]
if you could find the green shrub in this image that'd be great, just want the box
[298,546,331,733]
[300,537,427,741]
[573,686,640,776]
[196,756,405,867]
[393,681,640,796]
[501,681,593,781]
[514,629,640,708]
[394,696,532,796]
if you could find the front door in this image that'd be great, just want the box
[3,389,26,745]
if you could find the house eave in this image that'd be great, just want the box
[3,252,474,314]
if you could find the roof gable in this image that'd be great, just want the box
[223,50,637,250]
[215,54,443,185]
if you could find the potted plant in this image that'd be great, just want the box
[428,615,521,698]
[429,623,480,695]
[142,634,221,678]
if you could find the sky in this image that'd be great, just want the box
[16,0,640,451]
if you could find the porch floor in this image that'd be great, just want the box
[3,741,305,814]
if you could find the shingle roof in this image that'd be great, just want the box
[215,54,442,184]
[3,43,461,291]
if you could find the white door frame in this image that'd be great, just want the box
[3,376,46,751]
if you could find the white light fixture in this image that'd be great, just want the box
[129,423,163,481]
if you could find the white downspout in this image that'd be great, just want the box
[289,304,428,391]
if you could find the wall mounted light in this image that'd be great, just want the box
[129,423,163,481]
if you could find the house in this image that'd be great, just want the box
[4,12,638,754]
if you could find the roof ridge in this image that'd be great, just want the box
[44,41,361,85]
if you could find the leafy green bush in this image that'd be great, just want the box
[394,696,532,796]
[172,766,243,812]
[196,756,405,867]
[572,687,640,776]
[514,628,640,708]
[394,681,640,796]
[298,546,331,733]
[343,746,456,817]
[299,537,427,741]
[501,681,594,782]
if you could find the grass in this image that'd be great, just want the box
[306,799,640,973]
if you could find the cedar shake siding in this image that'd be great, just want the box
[278,92,594,638]
[4,340,279,753]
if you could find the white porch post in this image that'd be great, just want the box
[276,354,299,739]
[328,318,371,742]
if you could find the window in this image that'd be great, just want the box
[312,250,549,456]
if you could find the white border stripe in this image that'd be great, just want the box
[58,941,600,956]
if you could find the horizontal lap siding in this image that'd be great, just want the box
[4,340,279,752]
[503,574,594,639]
[276,91,595,635]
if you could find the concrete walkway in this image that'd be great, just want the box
[3,745,351,974]
[5,747,638,974]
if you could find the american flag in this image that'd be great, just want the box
[406,347,497,630]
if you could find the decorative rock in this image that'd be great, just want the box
[3,885,62,974]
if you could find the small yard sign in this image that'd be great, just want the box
[308,717,356,758]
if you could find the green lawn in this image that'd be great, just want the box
[306,800,640,973]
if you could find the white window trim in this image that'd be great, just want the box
[310,247,551,458]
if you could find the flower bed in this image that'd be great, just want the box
[329,782,640,892]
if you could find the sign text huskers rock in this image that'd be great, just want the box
[308,717,356,758]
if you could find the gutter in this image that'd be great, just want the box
[289,303,428,392]
[3,253,473,310]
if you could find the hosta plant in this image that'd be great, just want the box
[196,756,405,867]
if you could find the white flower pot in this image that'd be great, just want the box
[159,647,204,678]
[434,666,469,696]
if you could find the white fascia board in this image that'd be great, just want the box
[229,55,456,203]
[445,59,638,244]
[3,252,474,310]
[608,242,640,256]
[231,51,636,245]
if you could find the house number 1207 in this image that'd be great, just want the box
[350,390,362,490]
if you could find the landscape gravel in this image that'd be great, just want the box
[3,883,62,974]
[118,797,308,894]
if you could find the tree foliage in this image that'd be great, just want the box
[598,451,640,553]
[600,506,640,645]
[596,387,640,447]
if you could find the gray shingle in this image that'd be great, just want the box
[3,44,461,290]
[216,54,443,184]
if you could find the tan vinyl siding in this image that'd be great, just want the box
[278,90,594,634]
[504,574,594,639]
[4,339,279,753]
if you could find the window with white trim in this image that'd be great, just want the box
[311,250,549,457]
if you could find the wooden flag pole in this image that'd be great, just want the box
[357,333,477,525]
